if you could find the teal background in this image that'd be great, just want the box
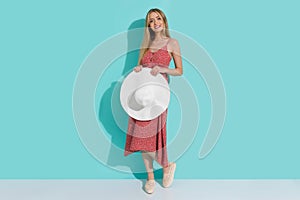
[1,0,299,179]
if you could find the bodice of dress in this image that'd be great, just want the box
[141,43,172,68]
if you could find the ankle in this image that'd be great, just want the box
[147,172,154,180]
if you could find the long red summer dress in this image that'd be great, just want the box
[124,39,172,168]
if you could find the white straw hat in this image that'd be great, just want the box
[120,67,170,121]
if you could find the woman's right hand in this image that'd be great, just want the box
[133,65,142,72]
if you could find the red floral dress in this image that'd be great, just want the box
[124,39,172,167]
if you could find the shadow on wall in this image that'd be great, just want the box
[98,19,164,180]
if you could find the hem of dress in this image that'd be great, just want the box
[124,149,169,168]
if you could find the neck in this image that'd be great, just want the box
[153,32,167,41]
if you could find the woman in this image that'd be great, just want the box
[124,8,183,194]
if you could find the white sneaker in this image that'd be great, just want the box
[144,179,155,194]
[163,162,176,188]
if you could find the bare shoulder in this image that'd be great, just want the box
[167,38,180,53]
[168,38,179,47]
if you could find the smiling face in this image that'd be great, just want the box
[148,11,165,33]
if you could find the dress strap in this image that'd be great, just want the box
[166,38,171,45]
[163,38,171,50]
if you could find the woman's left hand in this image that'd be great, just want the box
[150,66,167,76]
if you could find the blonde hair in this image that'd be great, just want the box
[138,8,171,65]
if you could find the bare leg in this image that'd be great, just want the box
[142,151,155,180]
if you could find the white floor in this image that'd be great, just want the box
[0,180,300,200]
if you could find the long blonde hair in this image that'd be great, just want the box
[138,8,171,65]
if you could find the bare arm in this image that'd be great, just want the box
[151,38,183,76]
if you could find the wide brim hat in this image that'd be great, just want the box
[120,67,170,121]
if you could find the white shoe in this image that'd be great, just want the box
[144,179,155,194]
[163,162,176,188]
